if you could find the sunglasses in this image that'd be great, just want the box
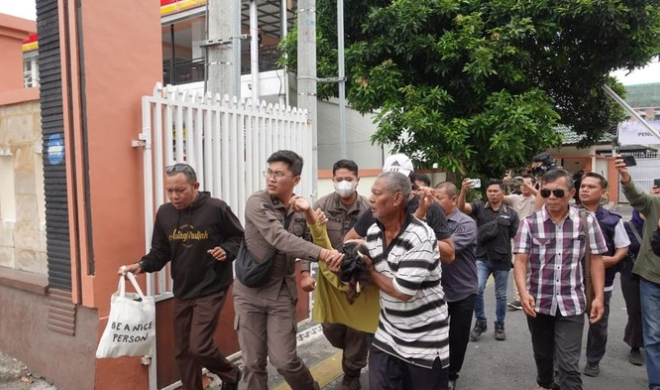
[166,164,197,181]
[540,188,567,198]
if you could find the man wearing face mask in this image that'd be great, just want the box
[300,159,371,390]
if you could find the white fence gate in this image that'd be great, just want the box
[138,82,313,389]
[618,153,660,202]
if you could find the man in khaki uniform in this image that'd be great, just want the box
[300,159,370,390]
[233,150,342,390]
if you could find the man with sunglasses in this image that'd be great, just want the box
[617,158,660,390]
[234,150,343,390]
[514,169,607,390]
[119,163,245,390]
[458,178,519,342]
[577,173,630,378]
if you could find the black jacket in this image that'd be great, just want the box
[622,220,644,277]
[652,229,660,258]
[140,191,244,299]
[471,202,519,270]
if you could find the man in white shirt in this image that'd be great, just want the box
[503,175,538,310]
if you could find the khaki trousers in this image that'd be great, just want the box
[321,322,368,377]
[234,285,315,390]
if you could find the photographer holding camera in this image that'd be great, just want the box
[616,157,660,390]
[502,174,538,310]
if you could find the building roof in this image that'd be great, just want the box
[624,83,660,108]
[557,125,616,146]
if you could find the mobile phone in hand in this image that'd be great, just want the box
[471,178,481,188]
[622,155,637,167]
[654,179,660,188]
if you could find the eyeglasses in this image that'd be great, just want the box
[166,163,197,181]
[540,188,567,198]
[263,170,294,180]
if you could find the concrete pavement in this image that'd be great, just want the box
[280,275,647,390]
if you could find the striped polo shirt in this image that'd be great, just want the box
[367,213,449,369]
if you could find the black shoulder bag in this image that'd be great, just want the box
[235,213,293,288]
[477,205,507,244]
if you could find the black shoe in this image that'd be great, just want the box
[221,368,241,390]
[507,300,523,310]
[448,378,456,390]
[629,347,644,366]
[583,363,599,377]
[340,375,361,390]
[494,322,506,341]
[470,321,487,341]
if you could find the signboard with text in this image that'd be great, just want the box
[618,119,660,145]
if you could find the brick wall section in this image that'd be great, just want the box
[0,100,47,275]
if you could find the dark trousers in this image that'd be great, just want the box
[621,273,644,348]
[448,294,477,380]
[527,312,584,390]
[586,290,613,365]
[173,288,238,390]
[322,322,368,377]
[368,347,448,390]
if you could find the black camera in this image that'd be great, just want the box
[530,152,559,177]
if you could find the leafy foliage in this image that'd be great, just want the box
[281,0,660,177]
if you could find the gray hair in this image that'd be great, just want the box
[541,169,574,191]
[434,181,458,197]
[378,171,412,206]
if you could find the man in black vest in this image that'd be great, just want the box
[578,173,630,377]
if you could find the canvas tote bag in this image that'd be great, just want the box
[96,272,156,358]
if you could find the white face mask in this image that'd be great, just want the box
[334,180,357,198]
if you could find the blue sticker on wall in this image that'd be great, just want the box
[46,134,65,165]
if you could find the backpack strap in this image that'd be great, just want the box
[625,221,643,245]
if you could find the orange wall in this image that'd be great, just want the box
[58,0,163,388]
[74,0,162,313]
[0,14,35,91]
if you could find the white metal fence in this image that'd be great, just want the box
[139,82,313,300]
[618,155,660,202]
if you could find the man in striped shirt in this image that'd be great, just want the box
[513,169,607,390]
[361,171,449,390]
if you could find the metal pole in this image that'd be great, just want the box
[233,0,242,100]
[297,0,318,197]
[206,0,235,97]
[250,0,259,103]
[170,25,176,85]
[281,0,289,107]
[337,0,347,158]
[603,85,660,142]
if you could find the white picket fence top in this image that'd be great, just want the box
[139,82,313,299]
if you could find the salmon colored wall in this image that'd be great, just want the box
[76,0,162,312]
[0,14,35,91]
[606,158,618,203]
[58,0,162,388]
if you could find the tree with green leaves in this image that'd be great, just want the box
[281,0,660,177]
